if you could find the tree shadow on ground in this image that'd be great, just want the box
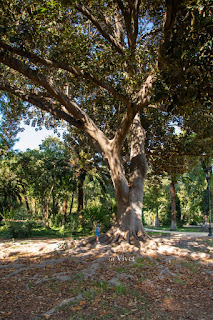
[0,235,212,320]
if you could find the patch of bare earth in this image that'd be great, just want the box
[0,235,212,320]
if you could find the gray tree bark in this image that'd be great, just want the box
[106,113,148,242]
[170,181,177,231]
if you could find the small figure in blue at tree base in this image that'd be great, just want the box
[95,223,101,244]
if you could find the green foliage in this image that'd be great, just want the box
[52,212,79,233]
[152,0,212,113]
[143,160,210,227]
[81,205,113,234]
[0,0,212,237]
[6,221,34,238]
[160,195,185,227]
[114,284,126,296]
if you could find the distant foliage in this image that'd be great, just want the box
[6,221,35,238]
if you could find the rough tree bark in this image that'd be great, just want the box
[69,192,74,215]
[170,180,177,231]
[43,184,54,228]
[77,170,86,212]
[106,113,149,243]
[62,198,67,227]
[155,208,160,227]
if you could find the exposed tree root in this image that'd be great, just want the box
[78,226,151,250]
[105,226,151,246]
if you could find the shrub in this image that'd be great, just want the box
[81,205,113,233]
[7,221,34,238]
[51,213,63,227]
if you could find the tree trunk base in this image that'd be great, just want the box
[77,226,151,249]
[105,225,151,245]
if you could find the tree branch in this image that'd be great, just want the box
[138,27,162,43]
[132,0,141,47]
[0,41,129,106]
[126,0,135,11]
[112,105,136,154]
[158,0,183,68]
[0,81,83,129]
[0,50,90,122]
[115,0,141,50]
[0,52,111,155]
[163,0,182,40]
[75,3,124,55]
[134,75,155,108]
[112,73,155,152]
[115,0,133,48]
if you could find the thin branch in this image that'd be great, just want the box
[115,0,141,50]
[114,14,125,46]
[126,0,135,11]
[0,41,129,106]
[163,0,182,40]
[146,104,167,112]
[115,0,126,16]
[138,27,162,43]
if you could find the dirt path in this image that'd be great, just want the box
[0,235,212,320]
[145,228,209,237]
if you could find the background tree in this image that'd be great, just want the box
[64,129,112,214]
[0,95,22,155]
[0,155,22,219]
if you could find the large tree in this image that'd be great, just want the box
[0,0,212,243]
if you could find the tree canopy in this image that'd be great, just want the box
[0,0,212,242]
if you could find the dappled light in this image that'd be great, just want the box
[0,234,212,319]
[0,0,212,319]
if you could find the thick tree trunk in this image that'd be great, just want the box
[107,113,149,243]
[62,198,67,227]
[202,214,208,232]
[155,207,160,227]
[24,196,30,214]
[52,193,59,217]
[77,170,86,212]
[69,193,74,215]
[20,182,30,214]
[170,180,177,231]
[77,181,84,212]
[42,200,48,228]
[43,184,54,228]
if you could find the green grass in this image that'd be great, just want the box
[0,224,73,239]
[0,218,96,240]
[0,224,11,238]
[1,221,206,241]
[172,276,185,285]
[146,231,164,236]
[180,261,200,274]
[145,225,204,232]
[114,283,126,295]
[115,267,126,273]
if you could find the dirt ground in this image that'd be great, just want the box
[0,234,212,320]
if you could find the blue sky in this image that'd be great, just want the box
[14,125,60,151]
[13,119,182,152]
